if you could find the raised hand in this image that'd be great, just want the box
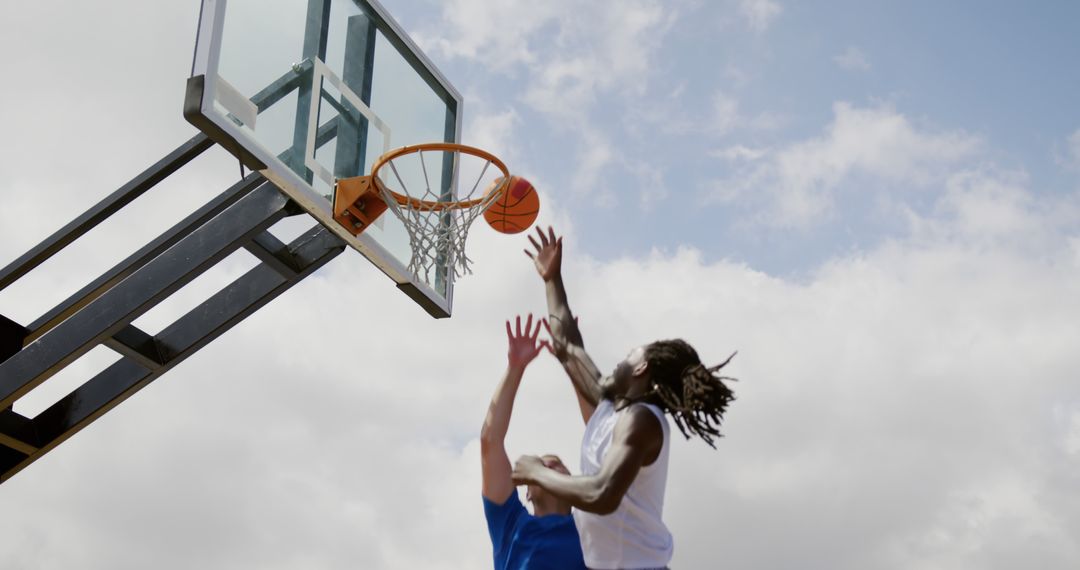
[511,454,545,485]
[506,313,547,369]
[525,226,563,282]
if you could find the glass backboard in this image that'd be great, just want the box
[185,0,462,317]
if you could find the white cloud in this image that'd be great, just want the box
[525,1,676,122]
[724,64,752,88]
[522,56,602,118]
[1062,128,1080,170]
[710,144,770,162]
[570,128,616,207]
[598,1,672,81]
[747,110,786,131]
[712,92,741,134]
[423,0,677,123]
[464,107,520,162]
[708,102,982,227]
[739,0,783,32]
[1062,409,1080,455]
[933,169,1040,242]
[414,0,557,70]
[628,162,669,212]
[420,0,681,211]
[635,89,784,140]
[778,102,979,186]
[834,46,872,71]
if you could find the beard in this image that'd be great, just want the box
[599,376,618,400]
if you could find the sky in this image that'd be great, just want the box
[2,0,1080,568]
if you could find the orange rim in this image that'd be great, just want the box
[368,143,511,211]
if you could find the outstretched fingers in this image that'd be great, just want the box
[536,225,550,247]
[505,314,547,367]
[507,314,543,343]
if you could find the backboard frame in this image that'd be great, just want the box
[184,0,464,318]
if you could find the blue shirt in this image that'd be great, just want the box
[483,491,587,570]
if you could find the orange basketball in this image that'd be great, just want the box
[483,175,540,234]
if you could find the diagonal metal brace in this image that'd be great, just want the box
[0,182,292,409]
[0,226,345,482]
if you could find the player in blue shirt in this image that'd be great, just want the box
[481,314,587,570]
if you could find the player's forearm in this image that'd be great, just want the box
[480,366,524,448]
[562,346,602,407]
[544,275,583,347]
[543,276,601,400]
[530,470,621,515]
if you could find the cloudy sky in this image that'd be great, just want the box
[3,0,1080,568]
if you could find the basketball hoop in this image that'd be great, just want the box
[333,143,513,287]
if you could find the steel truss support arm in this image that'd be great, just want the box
[0,137,348,484]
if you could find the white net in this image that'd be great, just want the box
[375,149,507,287]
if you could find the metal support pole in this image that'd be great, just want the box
[334,12,377,178]
[24,172,267,345]
[0,134,213,292]
[1,226,344,482]
[0,182,293,409]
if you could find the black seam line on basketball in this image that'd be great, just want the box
[502,195,527,208]
[501,189,535,209]
[487,214,536,228]
[498,217,530,228]
[496,220,529,232]
[498,179,534,208]
[487,197,535,221]
[484,205,507,219]
[501,208,540,217]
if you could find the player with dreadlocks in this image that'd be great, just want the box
[512,227,735,570]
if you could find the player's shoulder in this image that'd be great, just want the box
[615,402,665,439]
[620,400,664,420]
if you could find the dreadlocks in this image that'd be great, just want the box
[639,339,736,448]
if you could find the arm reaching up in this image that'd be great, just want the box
[525,227,603,423]
[480,314,547,503]
[525,226,579,347]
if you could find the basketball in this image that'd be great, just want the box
[483,175,540,234]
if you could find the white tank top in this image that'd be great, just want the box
[574,399,673,569]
